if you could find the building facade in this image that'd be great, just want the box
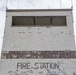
[0,9,76,75]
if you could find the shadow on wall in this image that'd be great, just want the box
[0,50,1,59]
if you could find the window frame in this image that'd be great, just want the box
[12,16,67,27]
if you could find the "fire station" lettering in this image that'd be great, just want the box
[17,62,59,69]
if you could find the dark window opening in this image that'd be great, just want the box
[12,16,66,26]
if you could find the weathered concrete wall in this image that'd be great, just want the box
[0,59,76,75]
[0,9,76,75]
[2,10,75,51]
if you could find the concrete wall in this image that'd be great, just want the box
[0,9,76,75]
[2,9,75,51]
[1,59,76,75]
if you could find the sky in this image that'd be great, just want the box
[0,0,76,57]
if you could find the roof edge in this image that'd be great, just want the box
[6,9,73,12]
